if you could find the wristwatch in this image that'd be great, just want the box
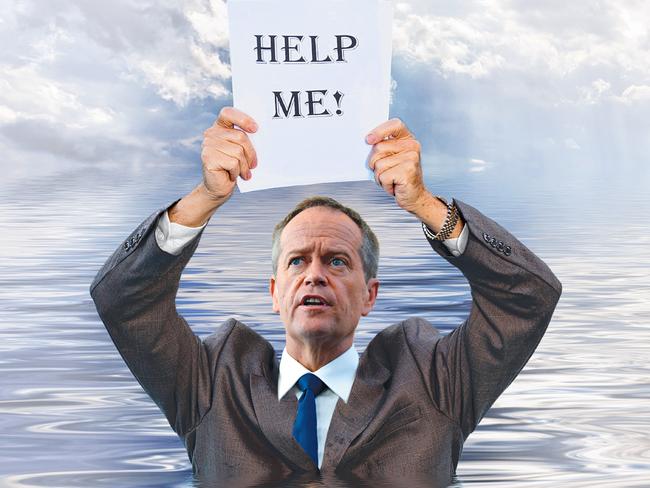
[421,196,459,241]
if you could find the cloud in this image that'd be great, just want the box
[393,10,505,78]
[564,138,580,150]
[618,85,650,104]
[0,0,648,188]
[0,64,115,129]
[126,0,232,106]
[579,79,611,105]
[0,0,234,185]
[392,0,650,105]
[468,158,490,173]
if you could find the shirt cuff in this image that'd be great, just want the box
[441,222,468,257]
[154,210,207,256]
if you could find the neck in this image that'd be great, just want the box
[286,334,353,371]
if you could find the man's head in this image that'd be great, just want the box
[271,196,379,281]
[269,196,380,356]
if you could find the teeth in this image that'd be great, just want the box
[304,298,324,305]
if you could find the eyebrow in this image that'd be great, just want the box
[285,248,355,260]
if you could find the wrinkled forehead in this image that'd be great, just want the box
[280,207,363,254]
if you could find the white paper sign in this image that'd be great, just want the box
[227,0,393,192]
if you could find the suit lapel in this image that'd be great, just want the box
[321,350,391,469]
[249,338,392,472]
[250,361,316,471]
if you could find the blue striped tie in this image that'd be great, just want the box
[292,373,327,465]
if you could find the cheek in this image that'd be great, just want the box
[355,282,371,307]
[279,278,300,307]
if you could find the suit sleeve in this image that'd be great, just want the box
[411,198,562,439]
[156,209,207,256]
[89,198,215,437]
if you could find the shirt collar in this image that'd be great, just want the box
[277,344,359,403]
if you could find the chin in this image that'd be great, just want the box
[294,320,338,340]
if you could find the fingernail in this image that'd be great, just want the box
[366,134,376,144]
[247,170,252,180]
[250,122,258,131]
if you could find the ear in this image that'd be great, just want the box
[269,276,280,313]
[361,278,380,316]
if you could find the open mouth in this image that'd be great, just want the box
[300,295,331,307]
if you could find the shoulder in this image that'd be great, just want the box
[375,317,443,343]
[203,318,273,351]
[368,317,444,359]
[202,318,275,374]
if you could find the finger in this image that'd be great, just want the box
[205,127,258,169]
[216,106,258,133]
[213,147,250,181]
[372,152,403,183]
[377,163,411,197]
[238,157,251,181]
[222,142,251,180]
[367,138,421,170]
[366,117,412,144]
[202,146,240,182]
[376,166,396,196]
[205,134,253,178]
[374,151,420,189]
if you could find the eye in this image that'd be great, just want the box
[289,257,303,266]
[331,257,346,267]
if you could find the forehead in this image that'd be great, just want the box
[280,206,363,253]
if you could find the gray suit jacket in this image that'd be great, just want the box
[89,198,561,486]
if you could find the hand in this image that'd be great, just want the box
[201,106,258,202]
[366,118,430,214]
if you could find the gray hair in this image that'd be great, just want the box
[271,196,379,281]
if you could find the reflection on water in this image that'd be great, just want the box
[1,163,649,487]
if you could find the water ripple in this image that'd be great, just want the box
[2,175,649,486]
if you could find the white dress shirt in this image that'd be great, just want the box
[153,208,469,468]
[277,345,359,468]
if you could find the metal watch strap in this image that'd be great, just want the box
[422,196,459,241]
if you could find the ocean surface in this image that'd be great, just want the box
[1,160,649,487]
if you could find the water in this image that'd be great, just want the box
[1,160,649,487]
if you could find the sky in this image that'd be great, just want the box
[1,0,648,189]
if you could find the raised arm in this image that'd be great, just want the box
[89,107,259,437]
[90,201,212,436]
[366,117,561,438]
[416,199,561,438]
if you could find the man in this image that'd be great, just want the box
[90,107,562,486]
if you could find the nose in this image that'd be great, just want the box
[304,260,327,286]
